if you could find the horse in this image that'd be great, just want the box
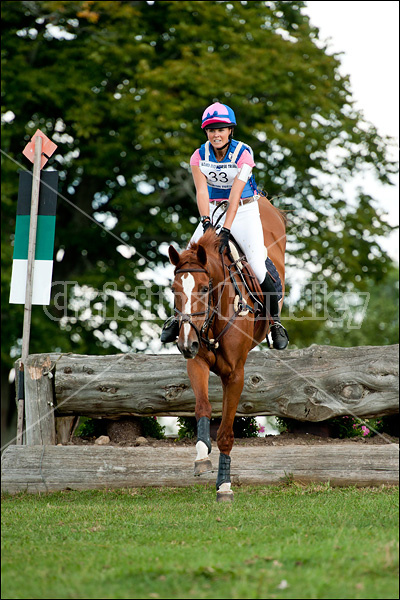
[167,197,286,501]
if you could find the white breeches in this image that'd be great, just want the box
[191,201,267,283]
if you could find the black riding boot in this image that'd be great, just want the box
[259,273,289,350]
[160,316,179,343]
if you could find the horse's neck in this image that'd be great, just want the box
[209,255,234,311]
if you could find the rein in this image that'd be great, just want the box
[173,250,259,352]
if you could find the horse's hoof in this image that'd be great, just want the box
[194,458,212,476]
[216,491,234,503]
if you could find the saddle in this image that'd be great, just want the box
[226,236,283,317]
[211,194,286,317]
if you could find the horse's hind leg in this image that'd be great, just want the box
[216,366,245,502]
[187,359,212,476]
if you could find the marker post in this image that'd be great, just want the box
[16,134,43,444]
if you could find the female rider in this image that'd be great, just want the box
[161,102,289,350]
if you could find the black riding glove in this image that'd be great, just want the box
[218,227,231,254]
[202,218,212,234]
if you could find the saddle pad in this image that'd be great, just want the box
[228,237,283,303]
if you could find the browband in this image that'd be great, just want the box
[175,267,209,275]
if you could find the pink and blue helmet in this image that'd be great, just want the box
[201,102,237,129]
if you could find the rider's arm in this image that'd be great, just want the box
[191,165,210,218]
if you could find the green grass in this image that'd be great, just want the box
[1,484,398,599]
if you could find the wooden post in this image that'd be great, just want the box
[24,354,56,445]
[16,135,43,445]
[55,416,79,445]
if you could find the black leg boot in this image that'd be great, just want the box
[160,316,179,343]
[259,274,289,350]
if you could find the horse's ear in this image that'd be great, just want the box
[168,245,180,266]
[197,244,207,268]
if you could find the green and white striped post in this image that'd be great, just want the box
[10,130,58,444]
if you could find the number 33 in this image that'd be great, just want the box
[208,171,228,183]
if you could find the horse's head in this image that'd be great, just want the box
[168,242,212,359]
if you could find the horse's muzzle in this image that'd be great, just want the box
[178,339,199,359]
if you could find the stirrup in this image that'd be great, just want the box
[270,321,289,350]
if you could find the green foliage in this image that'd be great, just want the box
[75,416,165,439]
[2,487,399,599]
[1,0,398,372]
[177,416,197,440]
[74,417,106,438]
[140,416,166,439]
[379,414,399,437]
[231,417,260,438]
[276,414,398,438]
[286,260,399,349]
[328,416,383,439]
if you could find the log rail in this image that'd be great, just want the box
[16,344,399,445]
[3,345,398,493]
[2,444,398,494]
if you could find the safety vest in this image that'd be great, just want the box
[198,139,257,201]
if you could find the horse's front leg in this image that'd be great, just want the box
[187,358,212,476]
[216,365,245,502]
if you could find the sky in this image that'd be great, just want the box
[304,0,399,262]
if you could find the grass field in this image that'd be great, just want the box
[1,484,398,599]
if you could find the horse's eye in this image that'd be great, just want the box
[200,286,209,294]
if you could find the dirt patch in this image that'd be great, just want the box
[70,431,397,448]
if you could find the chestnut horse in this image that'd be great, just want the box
[168,197,286,501]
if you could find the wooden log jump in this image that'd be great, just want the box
[17,345,399,445]
[4,345,398,493]
[2,444,398,494]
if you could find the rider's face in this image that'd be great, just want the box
[205,127,232,150]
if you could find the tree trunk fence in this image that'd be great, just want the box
[2,344,399,493]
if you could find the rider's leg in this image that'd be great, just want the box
[259,273,289,350]
[230,203,288,350]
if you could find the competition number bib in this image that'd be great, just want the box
[199,160,239,190]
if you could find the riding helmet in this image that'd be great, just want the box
[201,102,237,129]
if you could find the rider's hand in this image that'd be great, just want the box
[202,218,212,234]
[218,227,231,254]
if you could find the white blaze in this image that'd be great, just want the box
[181,273,195,347]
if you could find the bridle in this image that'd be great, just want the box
[171,203,261,353]
[173,266,215,347]
[173,254,258,352]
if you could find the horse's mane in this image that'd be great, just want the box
[274,205,288,226]
[263,196,288,227]
[177,228,220,267]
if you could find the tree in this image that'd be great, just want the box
[1,0,397,376]
[285,263,399,348]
